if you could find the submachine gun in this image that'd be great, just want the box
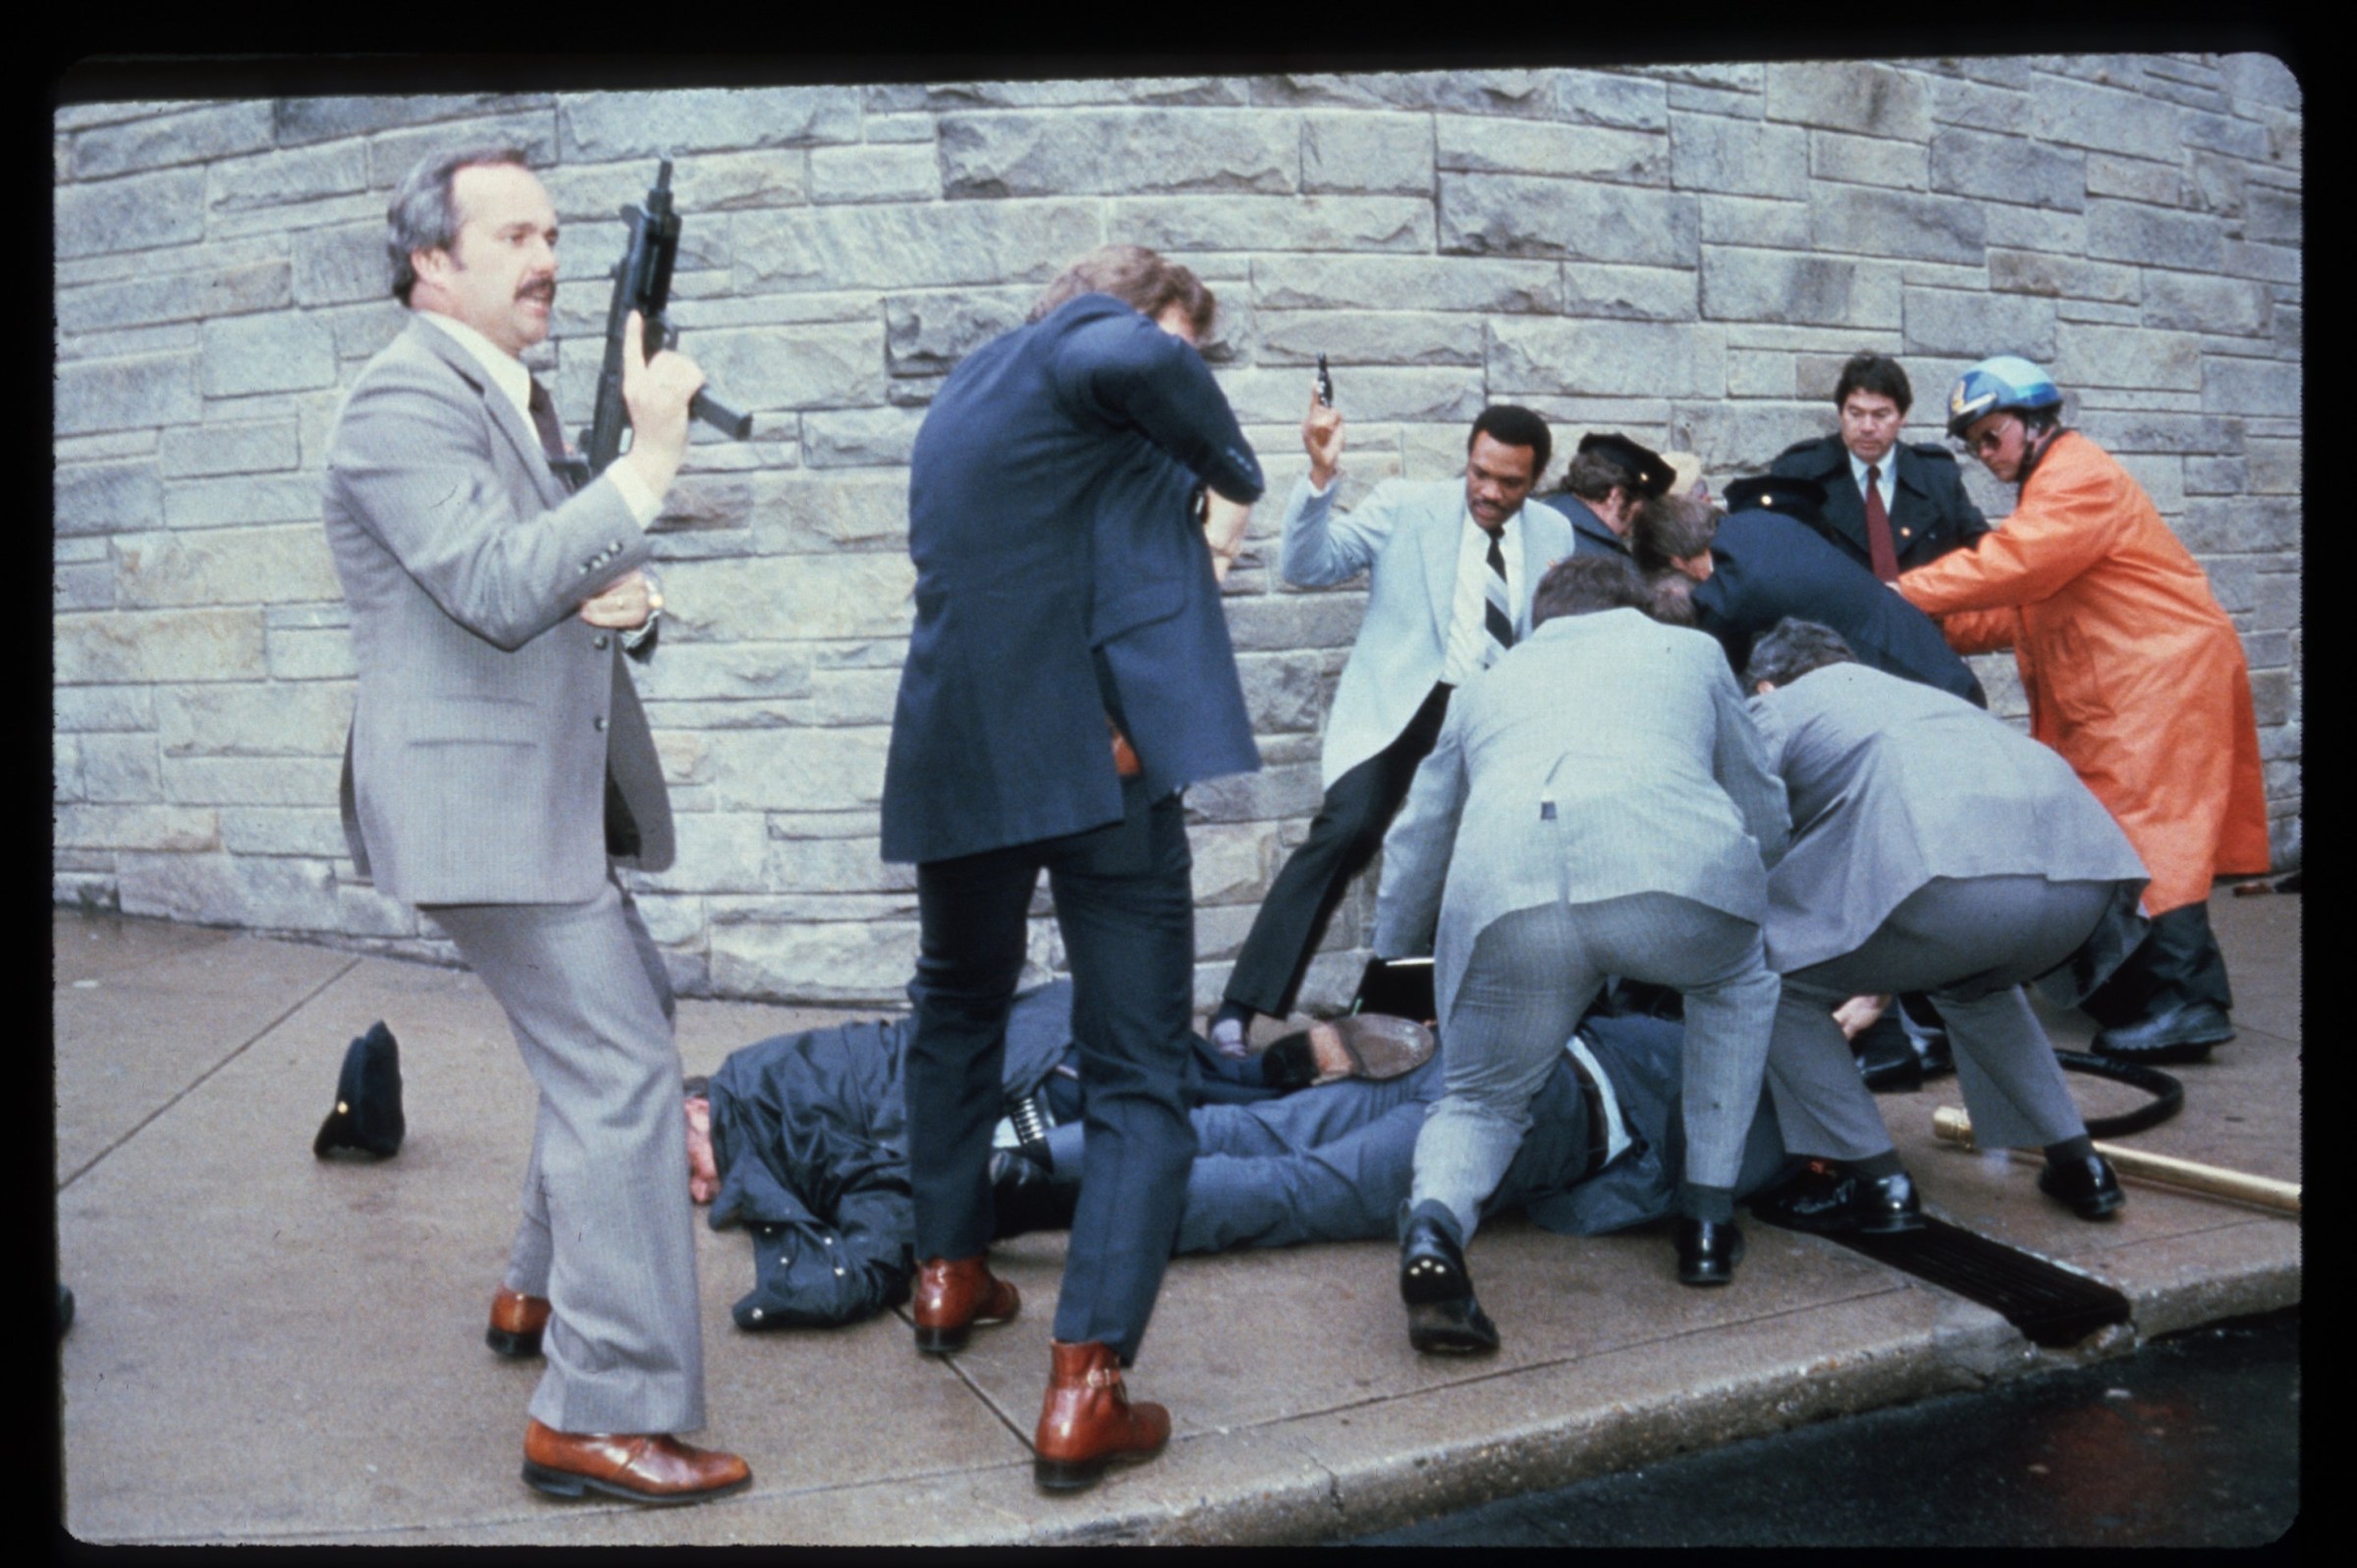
[577,157,753,661]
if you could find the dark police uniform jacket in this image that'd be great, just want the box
[881,294,1265,865]
[1534,490,1634,559]
[1768,433,1987,573]
[1692,509,1986,708]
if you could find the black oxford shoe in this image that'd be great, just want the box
[1754,1162,1925,1235]
[1852,1014,1923,1092]
[2038,1153,2125,1219]
[1399,1213,1501,1355]
[1674,1217,1745,1285]
[2091,1002,2233,1064]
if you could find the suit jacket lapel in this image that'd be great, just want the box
[1888,445,1934,534]
[1420,490,1461,645]
[406,317,573,513]
[1518,504,1573,637]
[1820,463,1870,556]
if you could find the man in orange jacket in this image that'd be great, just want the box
[1895,357,2272,1064]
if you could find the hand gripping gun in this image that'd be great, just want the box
[579,158,754,660]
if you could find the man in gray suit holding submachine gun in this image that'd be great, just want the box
[322,145,749,1505]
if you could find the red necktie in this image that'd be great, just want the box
[1863,464,1899,582]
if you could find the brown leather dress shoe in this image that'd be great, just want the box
[487,1288,551,1359]
[1032,1339,1171,1492]
[521,1419,752,1505]
[912,1255,1019,1354]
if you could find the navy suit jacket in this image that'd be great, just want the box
[881,295,1265,865]
[1767,434,1986,573]
[1691,509,1985,707]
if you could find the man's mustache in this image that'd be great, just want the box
[518,278,556,303]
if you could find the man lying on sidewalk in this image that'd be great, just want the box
[681,985,1789,1332]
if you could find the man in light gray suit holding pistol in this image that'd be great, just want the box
[322,146,749,1505]
[1742,621,2151,1235]
[1206,392,1576,1057]
[1373,554,1789,1354]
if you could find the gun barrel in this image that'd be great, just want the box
[690,389,753,440]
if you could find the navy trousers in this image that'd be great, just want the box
[904,776,1196,1366]
[1221,683,1452,1017]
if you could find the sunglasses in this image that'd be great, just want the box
[1966,416,2022,457]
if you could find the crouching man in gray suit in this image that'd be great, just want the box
[1743,621,2151,1234]
[322,146,749,1504]
[1372,554,1790,1354]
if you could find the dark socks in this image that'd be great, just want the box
[2044,1134,2097,1166]
[1401,1197,1464,1247]
[1677,1181,1735,1222]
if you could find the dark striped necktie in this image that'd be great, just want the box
[528,378,588,492]
[1483,527,1515,666]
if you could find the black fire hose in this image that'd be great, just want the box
[2056,1050,2183,1139]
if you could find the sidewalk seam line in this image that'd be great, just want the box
[57,952,365,1193]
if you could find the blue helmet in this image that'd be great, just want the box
[1946,355,2062,439]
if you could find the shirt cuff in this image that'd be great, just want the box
[605,461,663,527]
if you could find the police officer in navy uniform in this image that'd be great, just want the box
[1537,431,1675,558]
[1768,353,1986,579]
[1637,477,1986,710]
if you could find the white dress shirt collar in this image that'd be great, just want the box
[1847,447,1897,508]
[416,309,535,427]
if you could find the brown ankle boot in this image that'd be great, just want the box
[1032,1339,1171,1492]
[911,1255,1018,1354]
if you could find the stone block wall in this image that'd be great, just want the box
[53,56,2303,1008]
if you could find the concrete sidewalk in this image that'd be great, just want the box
[53,890,2300,1545]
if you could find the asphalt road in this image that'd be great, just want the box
[1344,1308,2300,1548]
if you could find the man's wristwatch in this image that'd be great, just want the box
[623,567,663,649]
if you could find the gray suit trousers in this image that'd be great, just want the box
[1765,875,2111,1162]
[1411,892,1779,1242]
[427,875,705,1434]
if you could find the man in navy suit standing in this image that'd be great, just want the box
[880,245,1265,1493]
[1768,354,1986,579]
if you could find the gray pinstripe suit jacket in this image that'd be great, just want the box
[1747,662,2148,975]
[1372,608,1790,1026]
[323,315,674,905]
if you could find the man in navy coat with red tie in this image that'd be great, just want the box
[1768,353,1986,578]
[879,244,1266,1493]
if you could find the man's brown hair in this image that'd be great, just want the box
[1530,552,1655,628]
[1629,494,1720,573]
[1029,244,1217,338]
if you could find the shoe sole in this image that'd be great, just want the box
[1399,1252,1467,1307]
[1335,1014,1436,1080]
[1859,1212,1928,1235]
[2093,1040,2223,1065]
[1405,1303,1499,1354]
[521,1461,751,1506]
[486,1327,543,1359]
[1032,1442,1166,1492]
[913,1314,1014,1355]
